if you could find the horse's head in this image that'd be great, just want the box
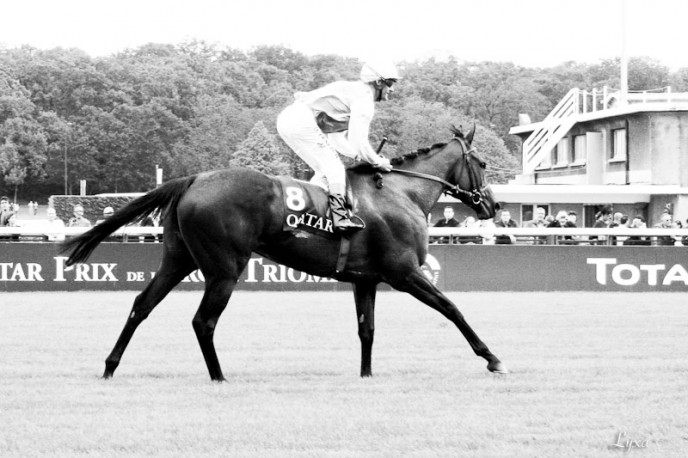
[443,125,499,220]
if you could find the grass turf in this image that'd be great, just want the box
[1,291,686,457]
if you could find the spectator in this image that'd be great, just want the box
[672,219,685,246]
[68,204,92,227]
[548,210,577,244]
[524,207,547,228]
[524,207,548,244]
[625,215,650,246]
[589,205,612,245]
[1,212,20,240]
[548,210,576,228]
[45,207,66,241]
[653,212,675,246]
[434,206,460,227]
[609,212,623,229]
[0,196,15,226]
[480,218,497,245]
[495,210,518,245]
[96,206,115,225]
[432,206,460,244]
[610,213,629,245]
[567,211,578,227]
[457,216,482,244]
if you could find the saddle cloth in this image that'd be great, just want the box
[276,176,338,238]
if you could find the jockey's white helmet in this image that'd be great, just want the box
[360,60,400,83]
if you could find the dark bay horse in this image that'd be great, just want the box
[60,125,507,381]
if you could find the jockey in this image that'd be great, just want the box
[277,60,398,232]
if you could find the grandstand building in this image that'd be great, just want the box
[434,87,688,227]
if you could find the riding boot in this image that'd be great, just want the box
[328,194,364,232]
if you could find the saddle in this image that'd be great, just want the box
[276,176,356,238]
[276,176,355,273]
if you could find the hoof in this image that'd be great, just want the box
[487,361,508,374]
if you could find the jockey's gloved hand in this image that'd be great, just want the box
[373,156,392,172]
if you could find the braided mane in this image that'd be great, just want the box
[390,143,443,166]
[390,126,465,166]
[350,127,465,171]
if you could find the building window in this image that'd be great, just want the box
[572,135,586,163]
[553,138,569,166]
[611,128,627,160]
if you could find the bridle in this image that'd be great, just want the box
[388,139,487,206]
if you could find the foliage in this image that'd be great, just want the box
[1,42,685,200]
[229,121,289,175]
[0,74,50,199]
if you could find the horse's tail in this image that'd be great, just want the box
[59,175,198,266]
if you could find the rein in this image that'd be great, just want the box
[386,145,485,205]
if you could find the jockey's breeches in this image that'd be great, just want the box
[277,102,346,192]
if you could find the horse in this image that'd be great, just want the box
[60,124,507,381]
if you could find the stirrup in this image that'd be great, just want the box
[334,216,365,232]
[349,214,366,229]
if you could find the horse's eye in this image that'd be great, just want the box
[480,162,486,169]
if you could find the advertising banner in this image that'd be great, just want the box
[437,245,688,292]
[2,243,688,292]
[0,243,346,292]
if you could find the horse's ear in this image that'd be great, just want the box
[466,123,476,144]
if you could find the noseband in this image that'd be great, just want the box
[387,142,487,205]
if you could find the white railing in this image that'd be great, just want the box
[619,87,688,105]
[2,226,686,247]
[0,226,163,242]
[522,88,580,172]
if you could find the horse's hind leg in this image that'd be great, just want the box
[191,252,251,382]
[103,250,196,379]
[393,269,507,374]
[353,282,377,377]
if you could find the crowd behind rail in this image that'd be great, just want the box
[428,204,688,246]
[0,196,161,243]
[3,196,688,246]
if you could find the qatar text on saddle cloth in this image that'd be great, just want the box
[276,176,341,237]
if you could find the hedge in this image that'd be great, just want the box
[49,194,143,225]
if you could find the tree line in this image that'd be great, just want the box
[1,40,685,201]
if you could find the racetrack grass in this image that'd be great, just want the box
[1,291,687,457]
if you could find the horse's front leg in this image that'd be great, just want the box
[353,281,377,377]
[393,269,507,374]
